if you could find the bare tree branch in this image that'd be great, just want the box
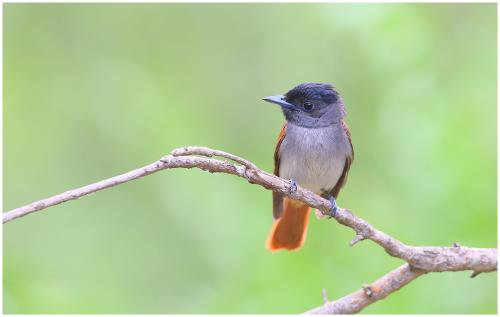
[305,264,425,314]
[3,146,497,313]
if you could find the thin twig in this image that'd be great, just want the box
[321,289,328,305]
[350,234,365,246]
[170,146,258,169]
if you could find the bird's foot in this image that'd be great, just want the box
[327,196,338,219]
[288,179,297,193]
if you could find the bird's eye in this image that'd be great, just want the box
[303,101,314,111]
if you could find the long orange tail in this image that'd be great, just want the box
[266,199,311,251]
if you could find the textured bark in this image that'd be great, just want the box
[305,264,425,314]
[3,146,497,313]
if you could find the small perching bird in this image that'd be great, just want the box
[263,83,354,251]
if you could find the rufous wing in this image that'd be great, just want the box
[272,123,287,219]
[330,120,354,198]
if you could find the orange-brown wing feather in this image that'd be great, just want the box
[272,123,287,219]
[330,120,354,198]
[274,123,287,175]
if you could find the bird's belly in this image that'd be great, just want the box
[279,126,348,195]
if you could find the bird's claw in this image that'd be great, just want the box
[288,179,297,193]
[327,196,338,219]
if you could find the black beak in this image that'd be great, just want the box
[262,95,294,110]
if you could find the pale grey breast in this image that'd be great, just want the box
[278,122,351,195]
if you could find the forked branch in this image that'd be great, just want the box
[3,146,497,314]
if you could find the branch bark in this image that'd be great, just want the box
[3,146,497,313]
[305,264,425,314]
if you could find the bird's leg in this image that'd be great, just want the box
[288,179,297,193]
[327,195,338,218]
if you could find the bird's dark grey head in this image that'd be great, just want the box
[263,83,346,128]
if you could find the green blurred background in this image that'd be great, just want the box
[3,3,497,314]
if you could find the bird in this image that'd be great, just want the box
[262,83,354,251]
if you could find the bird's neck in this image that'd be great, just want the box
[286,116,343,129]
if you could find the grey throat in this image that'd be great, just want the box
[278,122,351,195]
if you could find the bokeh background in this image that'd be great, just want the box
[3,3,497,314]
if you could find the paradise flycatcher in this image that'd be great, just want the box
[263,83,354,251]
